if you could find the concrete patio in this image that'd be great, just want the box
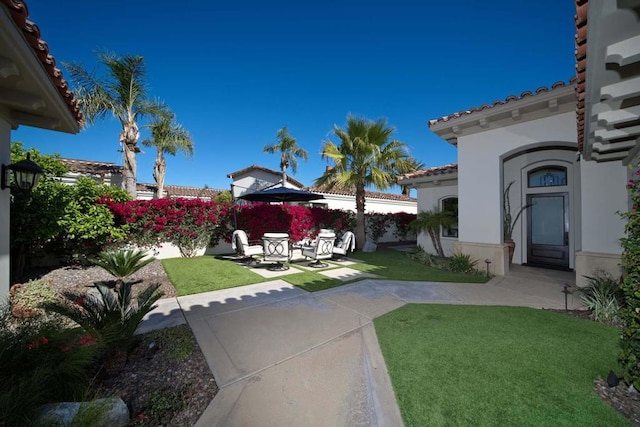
[139,265,583,426]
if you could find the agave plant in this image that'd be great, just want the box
[90,249,155,287]
[44,281,163,353]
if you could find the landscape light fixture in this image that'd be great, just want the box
[484,259,492,277]
[1,153,45,194]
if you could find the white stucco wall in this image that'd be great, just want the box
[457,111,577,245]
[231,171,300,199]
[580,159,627,254]
[415,183,458,255]
[0,118,10,296]
[314,193,417,214]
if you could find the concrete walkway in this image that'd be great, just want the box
[139,266,583,426]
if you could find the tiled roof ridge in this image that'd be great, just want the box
[1,0,83,125]
[398,163,458,181]
[226,164,305,188]
[428,79,576,127]
[308,185,416,202]
[60,157,120,166]
[574,0,588,152]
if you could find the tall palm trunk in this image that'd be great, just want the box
[281,153,288,186]
[355,184,366,250]
[153,150,166,199]
[120,120,140,198]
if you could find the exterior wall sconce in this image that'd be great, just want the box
[1,153,45,194]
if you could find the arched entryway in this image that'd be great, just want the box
[501,143,580,270]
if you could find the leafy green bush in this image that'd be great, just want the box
[406,247,443,268]
[619,165,640,388]
[9,280,60,319]
[447,251,481,274]
[0,301,97,426]
[577,270,623,324]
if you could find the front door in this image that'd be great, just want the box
[526,193,569,269]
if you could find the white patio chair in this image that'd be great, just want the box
[301,231,336,268]
[262,233,291,271]
[332,231,356,261]
[231,230,263,264]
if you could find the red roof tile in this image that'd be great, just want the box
[60,158,122,175]
[308,184,416,202]
[428,80,575,127]
[1,0,82,125]
[136,183,224,199]
[574,0,588,153]
[226,164,304,188]
[398,164,458,181]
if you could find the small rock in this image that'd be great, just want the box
[38,397,129,426]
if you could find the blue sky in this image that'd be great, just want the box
[13,0,577,193]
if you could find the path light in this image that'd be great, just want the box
[607,370,620,388]
[1,154,44,194]
[484,259,492,277]
[561,282,571,311]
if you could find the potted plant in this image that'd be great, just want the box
[503,181,532,263]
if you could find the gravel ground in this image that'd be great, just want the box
[20,261,216,426]
[21,260,178,299]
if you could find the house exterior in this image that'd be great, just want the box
[1,0,82,295]
[59,158,123,187]
[228,164,417,214]
[399,0,640,285]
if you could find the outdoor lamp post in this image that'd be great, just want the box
[1,154,44,194]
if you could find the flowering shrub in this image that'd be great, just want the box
[102,198,230,257]
[390,212,417,240]
[234,204,356,242]
[366,213,391,242]
[619,165,640,388]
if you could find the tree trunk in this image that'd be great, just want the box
[120,121,139,199]
[281,153,288,186]
[427,230,439,256]
[153,150,166,199]
[434,234,445,257]
[355,185,366,250]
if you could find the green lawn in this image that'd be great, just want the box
[162,249,488,296]
[374,304,628,426]
[162,257,264,296]
[350,250,489,283]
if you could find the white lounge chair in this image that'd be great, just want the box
[231,230,263,264]
[262,233,291,271]
[301,232,336,268]
[332,231,355,260]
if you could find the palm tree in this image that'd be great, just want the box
[263,127,308,185]
[141,113,194,198]
[409,208,454,257]
[315,115,409,250]
[396,157,425,196]
[65,52,168,198]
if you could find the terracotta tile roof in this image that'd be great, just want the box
[136,183,224,199]
[1,0,82,125]
[226,164,304,188]
[398,164,458,181]
[308,184,416,202]
[428,80,575,127]
[574,0,588,153]
[60,158,122,175]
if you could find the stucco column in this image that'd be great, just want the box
[0,117,11,297]
[455,138,509,274]
[576,159,628,286]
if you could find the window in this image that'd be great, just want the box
[441,197,458,238]
[528,167,567,188]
